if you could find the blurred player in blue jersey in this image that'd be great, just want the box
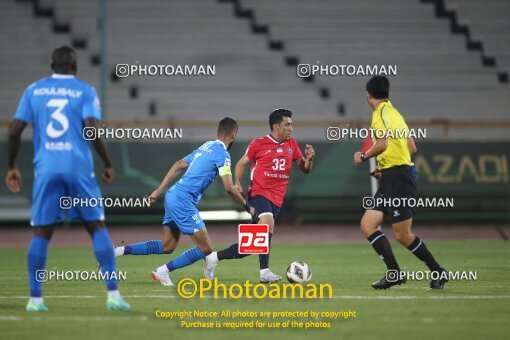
[6,46,130,311]
[115,118,253,286]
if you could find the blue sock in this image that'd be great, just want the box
[166,247,205,272]
[92,229,118,291]
[27,235,50,298]
[125,240,163,255]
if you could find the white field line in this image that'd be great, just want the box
[0,316,148,321]
[0,295,509,300]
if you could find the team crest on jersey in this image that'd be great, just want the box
[277,148,283,153]
[287,147,292,155]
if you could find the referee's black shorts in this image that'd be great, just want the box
[373,165,417,223]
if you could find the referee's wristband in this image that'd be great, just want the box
[360,152,366,162]
[243,204,250,213]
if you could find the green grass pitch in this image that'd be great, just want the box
[0,241,509,340]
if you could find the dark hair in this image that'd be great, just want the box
[366,76,390,99]
[269,108,292,130]
[51,46,77,73]
[217,117,238,136]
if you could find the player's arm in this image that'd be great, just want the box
[220,173,252,213]
[407,137,417,154]
[234,155,251,193]
[83,117,115,183]
[354,137,388,164]
[6,119,28,193]
[295,144,315,174]
[148,159,188,203]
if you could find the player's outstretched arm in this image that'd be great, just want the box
[6,119,27,193]
[148,159,188,202]
[83,117,115,183]
[234,155,251,192]
[296,144,315,174]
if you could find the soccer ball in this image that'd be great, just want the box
[286,261,312,284]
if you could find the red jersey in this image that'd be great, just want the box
[245,134,303,207]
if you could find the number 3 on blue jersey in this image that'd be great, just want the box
[46,99,69,139]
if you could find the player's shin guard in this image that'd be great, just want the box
[166,247,205,271]
[124,240,163,255]
[367,230,400,271]
[407,237,442,272]
[27,235,50,297]
[217,243,250,260]
[92,229,118,291]
[259,232,272,270]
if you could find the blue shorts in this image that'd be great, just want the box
[31,173,105,227]
[249,195,281,223]
[163,187,205,235]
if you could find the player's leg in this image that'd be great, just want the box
[162,225,180,253]
[72,174,129,310]
[26,225,55,312]
[203,204,276,280]
[115,240,163,256]
[150,225,181,285]
[392,218,447,289]
[152,198,208,286]
[257,213,281,283]
[114,225,179,256]
[83,221,130,310]
[153,227,211,286]
[204,239,249,280]
[26,174,63,312]
[171,227,213,268]
[208,198,264,267]
[115,201,181,257]
[205,195,272,280]
[360,209,404,289]
[205,196,281,282]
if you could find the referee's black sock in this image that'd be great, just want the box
[407,237,442,272]
[367,230,400,271]
[217,243,249,261]
[259,232,272,270]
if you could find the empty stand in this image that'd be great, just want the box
[1,0,508,140]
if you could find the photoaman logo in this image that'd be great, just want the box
[177,278,333,299]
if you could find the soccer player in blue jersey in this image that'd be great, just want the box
[6,46,130,311]
[115,118,252,286]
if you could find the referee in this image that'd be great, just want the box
[353,76,447,290]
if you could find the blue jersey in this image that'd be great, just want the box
[14,74,101,175]
[173,140,231,205]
